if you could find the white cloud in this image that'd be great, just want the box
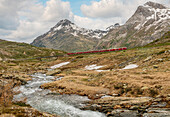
[0,0,22,30]
[5,21,48,43]
[42,0,72,22]
[81,0,170,23]
[0,0,169,43]
[74,15,122,30]
[0,0,73,43]
[81,0,124,18]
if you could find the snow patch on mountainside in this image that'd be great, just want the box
[134,4,170,31]
[85,64,104,70]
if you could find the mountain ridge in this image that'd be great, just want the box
[96,1,170,49]
[31,1,170,52]
[31,19,108,52]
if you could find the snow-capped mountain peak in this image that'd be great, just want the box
[144,1,167,9]
[50,19,108,39]
[143,2,170,21]
[31,1,169,52]
[126,1,170,31]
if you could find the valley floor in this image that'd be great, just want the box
[0,44,170,116]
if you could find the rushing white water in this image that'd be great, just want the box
[14,73,106,117]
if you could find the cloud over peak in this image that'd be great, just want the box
[81,0,124,18]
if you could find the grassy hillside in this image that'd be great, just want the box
[40,32,170,99]
[0,33,169,116]
[0,39,65,60]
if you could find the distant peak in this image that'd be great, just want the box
[57,19,74,26]
[106,23,120,31]
[144,1,166,9]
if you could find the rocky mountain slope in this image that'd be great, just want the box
[31,19,108,52]
[0,39,64,61]
[96,1,170,49]
[31,1,169,52]
[147,31,170,46]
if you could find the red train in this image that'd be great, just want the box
[67,47,127,55]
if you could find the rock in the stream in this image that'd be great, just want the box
[150,102,167,108]
[129,106,139,110]
[109,109,139,117]
[143,108,170,117]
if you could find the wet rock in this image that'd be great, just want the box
[110,109,139,117]
[144,108,170,117]
[106,112,114,117]
[92,104,101,108]
[129,106,139,110]
[140,105,150,109]
[16,77,28,85]
[151,102,167,108]
[138,108,147,113]
[47,92,60,95]
[143,113,170,117]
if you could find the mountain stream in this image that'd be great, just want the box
[13,73,106,117]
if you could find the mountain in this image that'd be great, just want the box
[96,1,170,49]
[31,19,108,52]
[0,39,64,60]
[146,31,170,46]
[31,2,169,51]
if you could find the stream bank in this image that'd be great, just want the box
[13,73,106,117]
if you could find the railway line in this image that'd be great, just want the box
[67,47,127,55]
[5,47,127,61]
